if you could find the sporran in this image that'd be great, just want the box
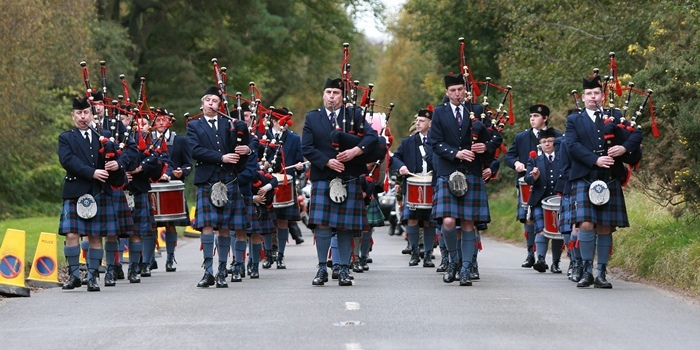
[210,181,229,208]
[77,194,98,219]
[124,190,135,210]
[588,180,610,206]
[328,178,348,204]
[448,171,468,197]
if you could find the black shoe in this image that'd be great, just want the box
[359,257,369,271]
[115,264,125,280]
[150,257,158,270]
[571,260,583,282]
[128,264,141,283]
[469,263,480,280]
[249,263,260,279]
[443,262,458,283]
[197,272,215,288]
[577,261,594,288]
[423,254,435,268]
[247,259,253,276]
[165,253,177,272]
[338,265,352,286]
[326,260,334,268]
[276,253,286,269]
[81,274,88,286]
[408,250,420,266]
[366,256,373,263]
[550,261,562,274]
[533,256,548,273]
[240,261,246,278]
[62,275,82,290]
[459,266,472,286]
[104,266,116,287]
[216,262,228,288]
[87,276,101,292]
[521,253,535,268]
[262,250,274,269]
[567,261,574,278]
[402,242,411,255]
[295,237,305,245]
[352,261,364,273]
[437,247,449,272]
[140,263,152,277]
[231,264,242,282]
[312,266,329,286]
[594,265,613,289]
[331,264,340,279]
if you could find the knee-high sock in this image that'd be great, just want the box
[423,226,436,253]
[596,234,613,272]
[570,233,580,260]
[263,234,273,251]
[142,235,156,265]
[200,234,214,273]
[535,233,549,259]
[337,231,354,267]
[578,229,596,261]
[360,230,372,258]
[64,245,81,278]
[80,240,89,256]
[406,224,420,250]
[104,241,118,266]
[353,236,361,261]
[460,230,476,269]
[330,236,339,265]
[525,223,535,250]
[438,232,446,249]
[216,236,231,263]
[232,239,245,264]
[165,230,177,255]
[251,243,262,264]
[473,234,481,261]
[128,240,143,266]
[457,239,463,262]
[87,248,104,279]
[118,238,127,262]
[277,227,289,254]
[315,228,333,264]
[551,239,564,262]
[441,226,459,263]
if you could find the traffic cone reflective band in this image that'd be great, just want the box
[184,206,201,237]
[157,227,166,251]
[0,228,30,297]
[27,232,60,287]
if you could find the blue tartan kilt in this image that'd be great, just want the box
[308,179,368,232]
[433,174,490,223]
[273,201,301,221]
[570,171,629,228]
[244,196,276,236]
[559,194,573,234]
[532,205,545,233]
[58,192,119,237]
[129,191,157,237]
[366,197,385,227]
[516,202,528,222]
[193,172,248,231]
[112,189,135,238]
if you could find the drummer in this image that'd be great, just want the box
[391,107,436,268]
[505,103,562,268]
[151,108,192,272]
[524,128,564,273]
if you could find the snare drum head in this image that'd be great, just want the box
[541,195,561,210]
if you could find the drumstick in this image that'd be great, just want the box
[283,161,310,171]
[406,170,432,178]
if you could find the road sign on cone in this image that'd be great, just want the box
[157,227,166,251]
[0,228,30,297]
[27,232,60,288]
[184,206,200,238]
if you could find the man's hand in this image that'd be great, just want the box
[471,143,486,154]
[93,169,109,182]
[514,161,526,173]
[399,165,409,176]
[327,158,344,172]
[595,156,615,168]
[482,168,492,181]
[172,168,183,179]
[607,145,627,158]
[104,160,119,171]
[337,146,362,163]
[455,149,475,162]
[530,167,540,181]
[234,145,250,155]
[222,153,240,164]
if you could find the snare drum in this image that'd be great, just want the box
[541,195,561,240]
[518,177,532,207]
[273,173,295,208]
[406,175,433,210]
[149,180,187,222]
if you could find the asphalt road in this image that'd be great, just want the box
[1,224,699,350]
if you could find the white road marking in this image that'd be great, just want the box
[345,301,361,311]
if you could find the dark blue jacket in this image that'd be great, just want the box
[525,151,561,206]
[429,102,488,177]
[505,127,563,184]
[58,128,112,199]
[187,116,249,185]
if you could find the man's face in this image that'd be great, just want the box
[540,137,555,154]
[530,113,547,130]
[242,111,253,127]
[445,84,466,106]
[120,114,133,127]
[154,116,170,133]
[582,87,603,110]
[202,95,221,117]
[136,117,150,132]
[323,88,342,110]
[72,108,92,130]
[93,102,104,116]
[414,116,431,134]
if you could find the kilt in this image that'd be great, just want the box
[129,191,157,237]
[432,174,490,223]
[516,201,528,222]
[558,194,573,234]
[112,189,135,238]
[532,205,545,233]
[58,192,119,237]
[570,171,629,228]
[273,201,301,221]
[366,197,385,227]
[308,178,368,232]
[244,196,276,236]
[194,172,248,231]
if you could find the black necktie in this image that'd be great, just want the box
[535,130,540,139]
[208,119,217,132]
[423,136,427,145]
[455,106,462,127]
[548,154,553,163]
[594,111,603,129]
[329,111,336,124]
[84,131,90,143]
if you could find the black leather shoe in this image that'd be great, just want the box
[366,256,373,263]
[352,261,364,273]
[331,265,340,280]
[128,264,141,283]
[165,253,177,272]
[459,266,472,286]
[215,272,228,288]
[104,266,116,287]
[577,261,594,288]
[408,251,420,266]
[312,266,329,286]
[338,265,352,286]
[359,257,369,271]
[231,264,242,282]
[240,261,246,278]
[567,261,574,278]
[423,254,435,268]
[550,261,562,274]
[246,258,253,276]
[533,256,548,273]
[197,272,215,288]
[249,263,260,279]
[140,263,152,277]
[469,263,480,280]
[571,260,583,282]
[62,275,82,290]
[326,260,334,268]
[594,265,613,289]
[402,242,411,255]
[276,253,286,269]
[150,257,158,270]
[443,262,458,283]
[262,251,274,269]
[295,237,305,245]
[87,277,101,292]
[115,264,125,280]
[521,253,535,268]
